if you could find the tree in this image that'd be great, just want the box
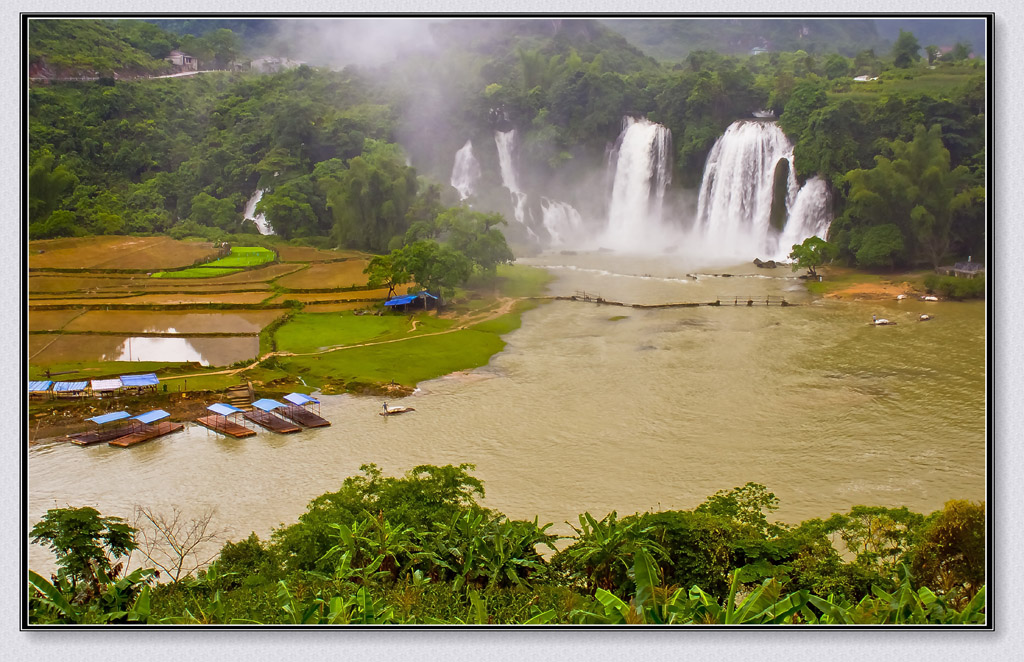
[910,500,986,608]
[892,30,922,68]
[949,42,971,62]
[132,505,223,583]
[789,236,838,278]
[188,192,238,230]
[29,150,79,223]
[695,483,782,538]
[364,251,411,299]
[30,507,137,595]
[823,53,850,80]
[854,224,905,269]
[400,240,474,305]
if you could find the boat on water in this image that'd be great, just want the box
[380,406,415,416]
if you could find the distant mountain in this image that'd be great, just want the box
[600,18,888,61]
[873,18,987,58]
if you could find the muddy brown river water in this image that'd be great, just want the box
[27,254,987,574]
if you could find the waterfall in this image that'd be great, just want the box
[541,198,584,247]
[603,117,673,251]
[243,189,275,235]
[777,176,832,259]
[694,120,800,259]
[494,129,535,237]
[450,140,481,201]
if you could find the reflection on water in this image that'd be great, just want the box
[108,333,209,365]
[28,255,986,576]
[32,334,259,367]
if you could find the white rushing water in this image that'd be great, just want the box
[494,129,535,237]
[540,198,584,247]
[602,117,673,252]
[450,140,482,201]
[777,176,833,258]
[243,189,275,235]
[694,120,800,260]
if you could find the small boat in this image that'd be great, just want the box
[919,314,932,321]
[380,406,415,416]
[871,318,896,326]
[896,294,908,300]
[922,296,939,301]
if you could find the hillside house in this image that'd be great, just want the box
[165,50,198,71]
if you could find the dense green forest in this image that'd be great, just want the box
[28,17,986,270]
[29,464,985,625]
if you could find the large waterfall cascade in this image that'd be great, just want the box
[694,119,830,260]
[450,140,481,201]
[494,129,536,237]
[602,117,673,251]
[243,189,275,235]
[779,176,832,249]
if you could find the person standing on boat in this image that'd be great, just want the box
[382,402,389,415]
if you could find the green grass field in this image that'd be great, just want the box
[273,312,455,354]
[280,328,507,388]
[151,247,275,278]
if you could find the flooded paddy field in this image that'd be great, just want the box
[27,309,86,331]
[29,332,259,366]
[61,310,284,334]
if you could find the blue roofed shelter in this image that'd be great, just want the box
[29,381,53,399]
[120,373,160,394]
[384,290,439,312]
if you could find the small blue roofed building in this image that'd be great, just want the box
[384,290,439,312]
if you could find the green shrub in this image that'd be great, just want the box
[923,274,985,299]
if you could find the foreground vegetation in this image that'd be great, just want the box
[28,464,986,625]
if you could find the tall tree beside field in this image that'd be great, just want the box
[327,140,418,253]
[891,29,922,68]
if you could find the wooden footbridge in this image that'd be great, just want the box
[545,291,793,308]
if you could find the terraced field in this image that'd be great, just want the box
[27,236,552,399]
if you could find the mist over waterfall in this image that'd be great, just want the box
[243,189,275,235]
[450,140,481,201]
[602,117,673,252]
[778,176,832,255]
[694,120,800,260]
[541,198,584,247]
[494,129,535,237]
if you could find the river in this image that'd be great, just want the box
[27,253,987,573]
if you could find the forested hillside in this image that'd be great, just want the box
[28,17,987,269]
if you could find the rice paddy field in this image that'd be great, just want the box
[28,236,220,270]
[26,236,548,398]
[274,260,372,289]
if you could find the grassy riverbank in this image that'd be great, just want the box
[805,266,933,299]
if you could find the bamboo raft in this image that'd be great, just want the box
[108,421,185,447]
[243,409,301,434]
[68,425,133,446]
[380,406,415,416]
[278,405,331,428]
[195,415,257,438]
